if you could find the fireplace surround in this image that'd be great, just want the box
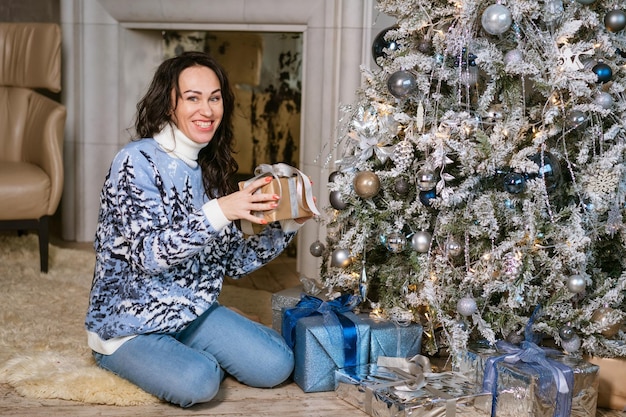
[59,0,392,278]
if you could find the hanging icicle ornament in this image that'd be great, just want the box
[359,260,368,301]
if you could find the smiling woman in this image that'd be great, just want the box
[170,66,224,146]
[84,51,315,408]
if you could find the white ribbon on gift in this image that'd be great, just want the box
[240,163,320,234]
[373,355,464,417]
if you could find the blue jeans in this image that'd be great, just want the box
[93,303,294,407]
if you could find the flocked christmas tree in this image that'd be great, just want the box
[313,0,626,360]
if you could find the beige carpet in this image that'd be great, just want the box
[0,233,273,405]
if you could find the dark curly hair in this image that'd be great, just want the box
[134,51,238,199]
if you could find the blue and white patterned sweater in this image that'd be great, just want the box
[85,131,295,353]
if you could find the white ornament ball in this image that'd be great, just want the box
[411,231,432,253]
[566,274,586,294]
[561,334,581,353]
[330,248,352,267]
[504,49,524,66]
[457,297,477,317]
[481,4,513,35]
[595,92,614,110]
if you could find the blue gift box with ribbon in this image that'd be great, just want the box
[282,294,371,392]
[363,316,423,363]
[481,341,599,417]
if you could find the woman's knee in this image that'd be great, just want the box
[247,347,294,388]
[167,359,223,407]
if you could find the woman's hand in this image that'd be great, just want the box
[217,176,280,224]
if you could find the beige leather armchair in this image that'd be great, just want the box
[0,23,66,272]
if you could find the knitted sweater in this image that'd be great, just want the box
[85,125,296,354]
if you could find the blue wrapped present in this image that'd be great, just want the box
[363,316,423,363]
[482,340,599,417]
[283,294,370,392]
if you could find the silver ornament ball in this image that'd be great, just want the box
[329,190,347,210]
[330,248,352,267]
[605,10,626,33]
[481,4,513,35]
[416,169,437,191]
[457,297,477,317]
[411,231,432,253]
[562,334,581,353]
[309,240,325,257]
[394,177,410,195]
[566,110,587,130]
[566,274,586,294]
[446,238,463,258]
[559,325,576,341]
[387,70,417,98]
[595,92,614,110]
[385,232,407,253]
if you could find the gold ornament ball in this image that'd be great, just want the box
[353,171,381,199]
[592,307,622,338]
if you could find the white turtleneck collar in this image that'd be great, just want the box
[153,123,207,168]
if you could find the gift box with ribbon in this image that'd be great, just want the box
[335,356,491,417]
[271,280,327,332]
[362,315,424,364]
[238,163,320,235]
[481,340,599,417]
[282,294,370,393]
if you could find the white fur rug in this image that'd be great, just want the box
[0,233,273,405]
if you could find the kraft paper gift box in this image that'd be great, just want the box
[271,281,327,332]
[481,341,599,417]
[586,356,626,411]
[282,294,370,393]
[238,163,319,235]
[362,316,424,363]
[335,361,491,417]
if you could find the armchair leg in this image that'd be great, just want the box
[38,216,50,273]
[0,216,50,273]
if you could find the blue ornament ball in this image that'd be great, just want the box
[592,62,613,83]
[372,27,399,66]
[419,189,436,206]
[503,172,526,194]
[528,152,562,192]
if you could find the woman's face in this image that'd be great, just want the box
[171,65,224,145]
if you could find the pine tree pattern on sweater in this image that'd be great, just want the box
[85,139,294,340]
